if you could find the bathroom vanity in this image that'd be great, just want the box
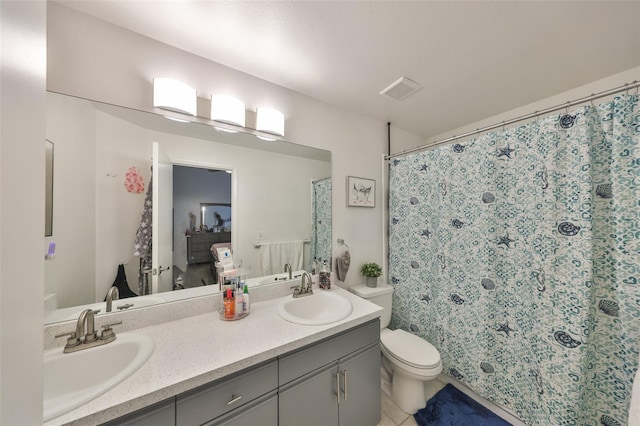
[43,285,382,425]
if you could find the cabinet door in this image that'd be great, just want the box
[279,361,339,426]
[101,397,175,426]
[204,390,277,426]
[338,343,381,426]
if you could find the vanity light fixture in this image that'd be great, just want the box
[153,77,197,116]
[211,94,245,127]
[256,107,285,138]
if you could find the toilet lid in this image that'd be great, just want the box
[381,329,440,369]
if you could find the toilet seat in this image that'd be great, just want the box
[381,329,440,369]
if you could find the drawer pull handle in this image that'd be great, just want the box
[341,370,348,401]
[336,372,341,404]
[227,394,243,406]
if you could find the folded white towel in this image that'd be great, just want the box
[260,241,304,276]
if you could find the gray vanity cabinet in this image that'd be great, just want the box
[279,360,341,426]
[101,398,175,426]
[176,359,278,426]
[203,390,278,426]
[278,320,381,426]
[100,319,380,426]
[337,344,382,426]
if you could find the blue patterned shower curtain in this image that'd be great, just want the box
[388,94,640,425]
[311,178,332,269]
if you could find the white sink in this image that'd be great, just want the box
[277,291,353,325]
[43,333,154,421]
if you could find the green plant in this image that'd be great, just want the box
[360,262,382,277]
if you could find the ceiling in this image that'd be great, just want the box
[57,1,640,140]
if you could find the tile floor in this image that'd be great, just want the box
[377,379,446,426]
[377,378,525,426]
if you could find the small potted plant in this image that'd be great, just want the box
[361,262,382,287]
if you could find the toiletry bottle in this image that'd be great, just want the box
[311,257,318,275]
[242,284,250,313]
[223,288,235,319]
[235,284,243,316]
[319,260,331,289]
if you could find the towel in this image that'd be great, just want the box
[260,241,304,276]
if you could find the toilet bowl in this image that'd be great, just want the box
[381,328,442,413]
[349,283,442,414]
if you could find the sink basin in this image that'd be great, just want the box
[277,291,353,325]
[43,333,154,421]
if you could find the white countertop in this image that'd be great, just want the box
[45,285,382,425]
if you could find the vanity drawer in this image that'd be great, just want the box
[176,359,277,426]
[279,319,380,385]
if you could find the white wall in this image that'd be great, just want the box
[94,109,150,301]
[45,99,149,307]
[424,66,640,147]
[0,1,46,424]
[45,94,97,308]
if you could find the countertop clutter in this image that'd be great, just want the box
[45,285,382,425]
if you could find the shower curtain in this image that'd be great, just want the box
[388,94,640,425]
[311,178,332,269]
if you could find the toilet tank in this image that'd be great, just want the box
[349,283,394,329]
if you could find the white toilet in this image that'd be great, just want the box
[350,282,442,414]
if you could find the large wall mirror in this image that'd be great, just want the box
[45,91,332,324]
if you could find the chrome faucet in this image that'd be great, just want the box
[77,308,98,344]
[106,286,119,312]
[284,263,292,280]
[55,308,122,353]
[293,272,314,298]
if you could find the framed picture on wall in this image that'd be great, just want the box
[347,176,375,207]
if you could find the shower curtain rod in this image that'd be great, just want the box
[385,79,640,160]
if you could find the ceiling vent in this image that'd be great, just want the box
[379,77,422,101]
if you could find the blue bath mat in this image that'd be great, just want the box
[414,384,512,426]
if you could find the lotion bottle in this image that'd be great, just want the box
[223,288,234,319]
[242,284,250,313]
[235,285,243,316]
